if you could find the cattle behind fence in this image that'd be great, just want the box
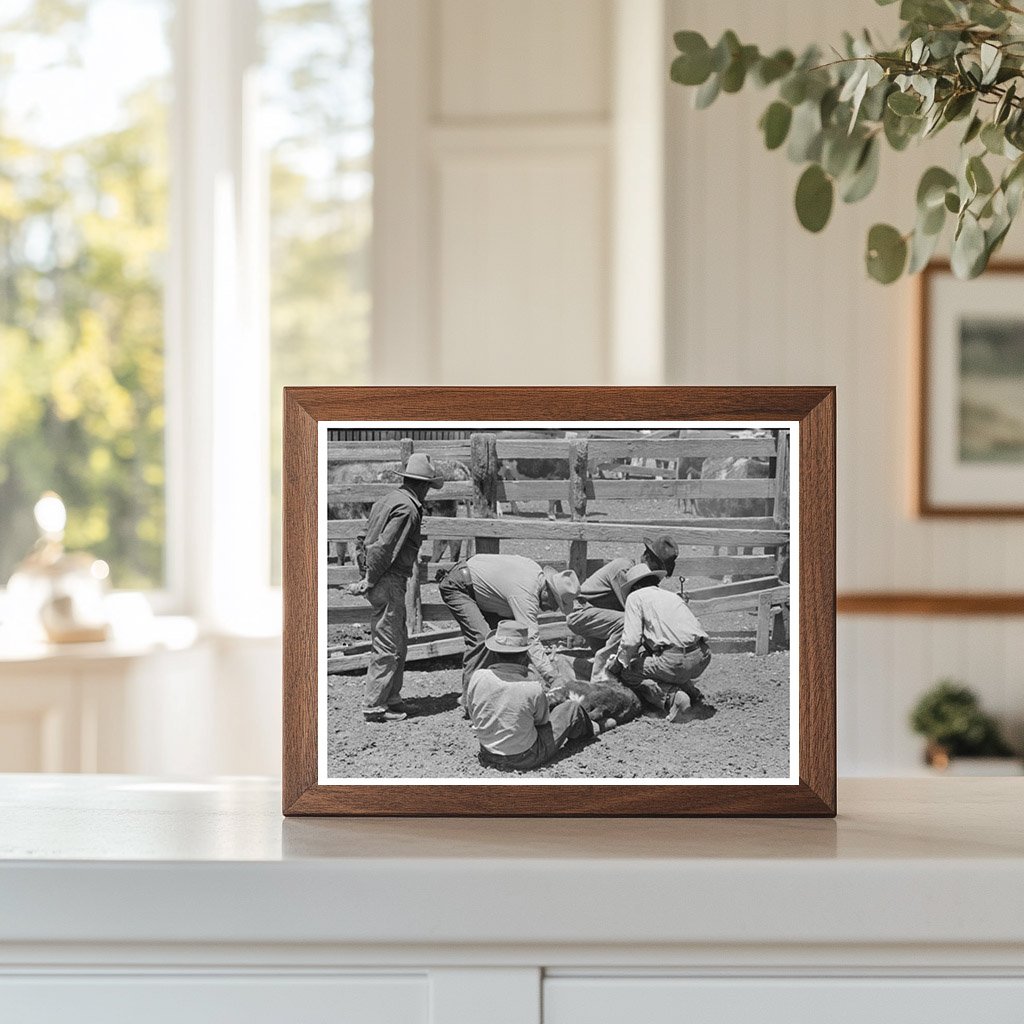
[325,430,791,665]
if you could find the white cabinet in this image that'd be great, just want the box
[2,777,1023,1024]
[544,977,1024,1024]
[0,975,428,1024]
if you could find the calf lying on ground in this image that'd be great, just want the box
[544,678,643,733]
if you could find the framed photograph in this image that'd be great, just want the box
[918,261,1024,516]
[283,387,835,816]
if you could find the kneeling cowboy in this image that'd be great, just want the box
[468,620,598,772]
[607,564,711,722]
[566,535,678,682]
[439,553,579,697]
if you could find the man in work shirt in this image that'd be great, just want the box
[607,564,712,723]
[468,620,597,772]
[566,535,678,682]
[348,452,441,722]
[439,553,579,696]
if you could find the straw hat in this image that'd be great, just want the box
[483,620,531,653]
[618,563,666,601]
[543,566,580,616]
[402,452,443,489]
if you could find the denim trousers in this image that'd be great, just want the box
[363,573,409,711]
[621,645,712,712]
[566,602,626,682]
[439,564,502,695]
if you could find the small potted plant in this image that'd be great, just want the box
[910,680,1020,773]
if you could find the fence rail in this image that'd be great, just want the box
[327,515,789,549]
[325,429,791,664]
[328,477,774,505]
[326,436,777,462]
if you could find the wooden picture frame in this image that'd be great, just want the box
[917,260,1024,517]
[283,387,836,816]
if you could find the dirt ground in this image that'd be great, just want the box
[325,642,790,780]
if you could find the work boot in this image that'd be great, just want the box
[665,691,692,723]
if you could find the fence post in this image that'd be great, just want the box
[772,429,791,578]
[406,553,427,635]
[471,432,500,554]
[568,438,589,581]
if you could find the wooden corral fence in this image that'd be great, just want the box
[326,431,791,671]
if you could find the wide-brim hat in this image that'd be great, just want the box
[402,452,443,489]
[483,620,531,653]
[543,566,580,616]
[643,534,678,567]
[618,563,666,602]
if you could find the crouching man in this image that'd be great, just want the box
[566,535,678,682]
[468,620,598,772]
[607,564,712,723]
[439,553,579,699]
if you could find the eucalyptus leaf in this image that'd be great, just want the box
[795,164,834,232]
[754,49,795,87]
[842,137,881,203]
[917,166,957,210]
[822,129,863,178]
[981,122,1005,155]
[995,82,1017,124]
[980,42,1002,86]
[694,73,721,109]
[951,212,987,278]
[942,92,974,122]
[944,190,961,213]
[787,100,823,162]
[921,199,946,235]
[710,31,740,73]
[721,44,758,92]
[779,73,807,106]
[962,115,983,145]
[967,154,995,195]
[866,223,908,283]
[760,101,793,150]
[671,43,712,87]
[908,221,943,273]
[888,90,921,115]
[970,2,1009,29]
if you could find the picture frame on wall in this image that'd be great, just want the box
[918,261,1024,517]
[282,387,836,817]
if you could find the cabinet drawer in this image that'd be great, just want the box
[0,974,427,1024]
[544,977,1024,1024]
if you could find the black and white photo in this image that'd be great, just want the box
[318,422,797,784]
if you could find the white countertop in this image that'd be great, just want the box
[1,775,1022,952]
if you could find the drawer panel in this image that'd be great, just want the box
[0,974,427,1024]
[544,977,1024,1024]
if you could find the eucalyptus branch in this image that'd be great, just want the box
[670,1,1024,283]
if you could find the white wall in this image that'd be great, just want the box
[373,0,665,386]
[664,0,1024,772]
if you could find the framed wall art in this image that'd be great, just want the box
[282,387,835,816]
[918,261,1024,517]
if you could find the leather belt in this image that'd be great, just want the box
[645,637,708,657]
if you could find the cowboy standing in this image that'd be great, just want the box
[607,563,712,722]
[566,535,678,681]
[348,452,441,723]
[439,553,579,696]
[468,620,598,772]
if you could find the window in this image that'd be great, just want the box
[0,0,373,618]
[0,0,172,589]
[261,0,372,581]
